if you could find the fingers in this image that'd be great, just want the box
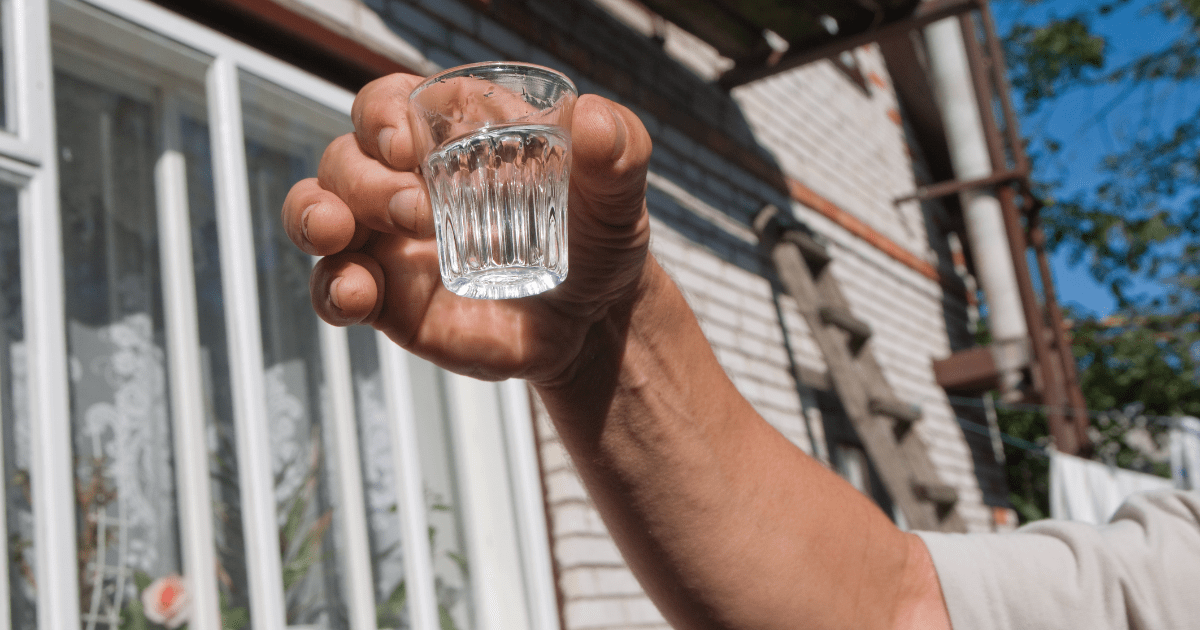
[569,95,653,229]
[309,252,386,327]
[282,178,357,255]
[317,133,434,238]
[352,73,427,171]
[310,235,555,381]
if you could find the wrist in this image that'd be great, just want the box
[532,253,669,403]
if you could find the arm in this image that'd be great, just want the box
[539,254,950,630]
[282,73,952,630]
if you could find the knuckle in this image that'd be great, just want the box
[318,134,357,185]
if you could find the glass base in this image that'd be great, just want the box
[443,266,565,299]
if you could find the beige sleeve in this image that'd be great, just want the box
[916,491,1200,630]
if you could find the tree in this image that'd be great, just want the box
[1004,0,1200,309]
[995,0,1200,521]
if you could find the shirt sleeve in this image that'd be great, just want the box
[916,490,1200,630]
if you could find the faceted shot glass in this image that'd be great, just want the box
[408,62,577,300]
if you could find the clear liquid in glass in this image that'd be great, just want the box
[424,123,570,299]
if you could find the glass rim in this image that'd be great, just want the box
[407,61,578,104]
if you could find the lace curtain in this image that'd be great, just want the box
[40,56,483,630]
[56,70,185,630]
[244,99,351,626]
[181,113,254,621]
[347,327,410,629]
[241,73,476,630]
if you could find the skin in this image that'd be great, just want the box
[281,73,955,630]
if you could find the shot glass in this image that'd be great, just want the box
[408,62,578,299]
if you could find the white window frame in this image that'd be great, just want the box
[1,2,80,630]
[7,0,561,627]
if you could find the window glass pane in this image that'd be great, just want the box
[56,69,185,628]
[346,326,409,629]
[410,359,476,630]
[834,443,870,495]
[349,340,478,630]
[0,183,34,628]
[53,9,251,624]
[182,113,253,624]
[240,72,352,628]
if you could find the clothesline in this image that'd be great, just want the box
[944,394,1191,427]
[935,394,1200,471]
[956,415,1048,457]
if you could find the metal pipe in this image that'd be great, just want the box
[979,0,1090,451]
[893,168,1027,204]
[997,185,1076,452]
[924,16,1030,395]
[939,6,1087,452]
[1029,210,1092,453]
[978,0,1030,173]
[958,12,1007,171]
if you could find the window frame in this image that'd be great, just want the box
[0,163,32,630]
[0,1,80,629]
[0,0,53,162]
[10,0,561,627]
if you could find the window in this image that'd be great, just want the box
[1,0,559,628]
[55,53,191,630]
[0,178,32,629]
[0,0,56,626]
[834,443,870,495]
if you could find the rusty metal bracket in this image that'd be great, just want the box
[893,168,1028,205]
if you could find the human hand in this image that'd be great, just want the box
[281,73,654,385]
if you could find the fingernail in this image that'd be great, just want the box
[378,127,397,163]
[329,277,343,310]
[301,204,317,244]
[605,103,627,161]
[389,188,422,228]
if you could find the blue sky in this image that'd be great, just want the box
[992,0,1196,317]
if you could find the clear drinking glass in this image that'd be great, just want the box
[408,62,577,300]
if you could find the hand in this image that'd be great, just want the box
[281,73,654,385]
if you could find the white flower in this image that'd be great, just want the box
[141,574,190,629]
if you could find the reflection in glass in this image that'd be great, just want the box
[182,115,253,624]
[0,184,34,628]
[55,71,184,628]
[242,73,350,628]
[410,359,475,630]
[347,326,409,629]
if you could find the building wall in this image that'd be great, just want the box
[261,0,1009,626]
[730,55,999,527]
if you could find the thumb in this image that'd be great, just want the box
[569,95,652,229]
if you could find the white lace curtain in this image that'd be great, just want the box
[36,63,477,630]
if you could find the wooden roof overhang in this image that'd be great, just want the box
[632,0,976,88]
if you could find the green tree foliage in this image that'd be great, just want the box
[999,310,1199,523]
[1003,0,1200,310]
[1006,16,1106,107]
[1072,314,1200,419]
[996,0,1200,520]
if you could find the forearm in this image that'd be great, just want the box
[535,255,944,630]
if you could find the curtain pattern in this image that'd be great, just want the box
[56,70,185,629]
